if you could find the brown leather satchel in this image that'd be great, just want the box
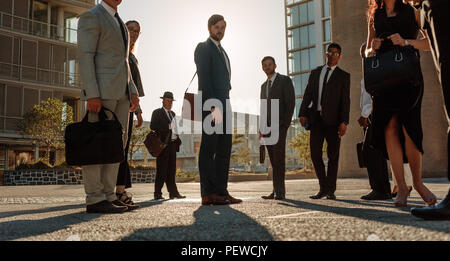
[143,130,170,158]
[181,72,202,122]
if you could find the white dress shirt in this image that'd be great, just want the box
[360,79,373,118]
[101,1,120,28]
[210,37,231,78]
[317,64,337,111]
[163,107,177,140]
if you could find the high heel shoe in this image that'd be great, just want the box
[422,193,437,206]
[392,186,412,198]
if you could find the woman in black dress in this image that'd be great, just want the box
[114,20,146,210]
[365,0,436,207]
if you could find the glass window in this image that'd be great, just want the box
[308,24,315,46]
[323,19,331,42]
[300,26,308,48]
[32,0,48,37]
[309,47,317,69]
[23,88,39,113]
[290,5,300,27]
[292,28,300,50]
[301,73,310,93]
[38,41,50,83]
[293,75,302,96]
[299,3,308,25]
[22,40,37,81]
[323,0,330,17]
[308,1,315,22]
[68,47,77,87]
[0,35,12,77]
[0,0,13,28]
[40,90,52,103]
[293,51,301,73]
[6,85,22,117]
[300,49,309,71]
[52,45,66,86]
[0,83,5,116]
[65,14,78,44]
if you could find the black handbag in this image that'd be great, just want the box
[363,45,422,110]
[65,107,125,166]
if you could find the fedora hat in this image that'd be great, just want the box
[160,91,175,101]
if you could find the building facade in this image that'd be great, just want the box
[0,0,96,171]
[285,0,447,177]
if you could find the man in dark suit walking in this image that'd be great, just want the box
[259,56,295,200]
[299,43,351,200]
[403,0,450,220]
[150,92,184,200]
[194,14,242,205]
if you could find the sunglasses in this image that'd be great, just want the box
[326,52,341,57]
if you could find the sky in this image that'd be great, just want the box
[118,0,287,121]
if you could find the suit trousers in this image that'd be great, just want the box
[310,112,341,194]
[198,111,232,197]
[82,95,130,205]
[266,127,288,196]
[116,112,134,188]
[155,141,179,196]
[363,126,391,194]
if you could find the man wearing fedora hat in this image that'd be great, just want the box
[150,92,184,200]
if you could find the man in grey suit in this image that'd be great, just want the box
[77,0,140,213]
[195,14,242,205]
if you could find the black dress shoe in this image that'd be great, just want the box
[274,194,286,200]
[310,191,328,199]
[86,200,128,214]
[326,193,337,200]
[169,194,186,199]
[411,191,450,220]
[262,193,275,200]
[361,191,392,200]
[112,200,140,211]
[154,195,165,200]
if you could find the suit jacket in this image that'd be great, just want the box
[77,4,137,101]
[194,38,231,104]
[260,73,296,130]
[299,65,351,126]
[129,52,145,114]
[150,108,182,152]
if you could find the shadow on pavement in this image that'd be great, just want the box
[0,204,85,219]
[280,199,450,232]
[121,205,274,241]
[0,211,101,240]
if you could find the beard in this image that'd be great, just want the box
[210,33,224,42]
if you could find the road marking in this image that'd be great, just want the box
[265,211,320,219]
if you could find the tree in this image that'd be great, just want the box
[289,130,327,171]
[231,131,251,168]
[21,98,73,163]
[128,121,151,165]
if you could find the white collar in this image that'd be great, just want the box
[268,73,277,83]
[101,1,117,17]
[323,64,338,71]
[163,107,171,114]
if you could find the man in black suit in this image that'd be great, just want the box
[194,14,242,205]
[150,92,184,200]
[299,43,351,200]
[403,0,450,220]
[259,56,295,200]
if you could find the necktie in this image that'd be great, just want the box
[114,13,127,51]
[218,44,231,73]
[320,67,331,108]
[266,80,272,98]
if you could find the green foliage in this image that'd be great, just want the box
[289,130,327,171]
[16,161,51,170]
[21,98,73,162]
[129,121,151,164]
[231,131,251,167]
[176,169,197,178]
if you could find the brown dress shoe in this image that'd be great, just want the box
[86,200,128,214]
[262,193,275,200]
[226,195,243,204]
[211,194,230,205]
[202,195,213,205]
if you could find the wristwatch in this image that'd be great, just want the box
[404,39,410,46]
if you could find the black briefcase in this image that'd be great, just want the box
[65,107,125,166]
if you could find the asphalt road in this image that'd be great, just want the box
[0,178,449,241]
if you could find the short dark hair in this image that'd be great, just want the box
[327,43,342,54]
[262,56,276,64]
[208,14,226,28]
[126,20,140,29]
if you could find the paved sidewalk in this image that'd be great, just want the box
[0,178,449,241]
